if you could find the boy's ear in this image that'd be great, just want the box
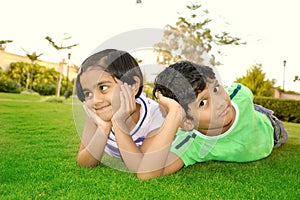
[181,118,194,131]
[132,76,141,95]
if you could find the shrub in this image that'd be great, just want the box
[20,90,40,96]
[43,96,64,103]
[254,97,300,123]
[33,84,56,96]
[0,77,21,93]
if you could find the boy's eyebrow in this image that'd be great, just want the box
[196,80,218,100]
[196,89,208,101]
[214,80,219,86]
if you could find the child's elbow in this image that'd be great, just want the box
[137,171,162,181]
[137,173,153,181]
[77,156,99,168]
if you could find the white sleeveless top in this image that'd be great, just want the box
[104,93,165,158]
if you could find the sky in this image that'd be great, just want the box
[1,0,300,92]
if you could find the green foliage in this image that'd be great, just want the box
[2,62,73,96]
[20,90,40,96]
[236,64,275,97]
[33,84,56,96]
[254,97,300,123]
[0,40,13,50]
[0,97,299,199]
[143,82,155,98]
[0,77,20,93]
[154,3,244,66]
[0,40,13,45]
[45,33,79,50]
[22,49,43,63]
[3,62,31,89]
[43,96,64,103]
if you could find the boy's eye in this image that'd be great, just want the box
[213,86,220,93]
[199,100,207,107]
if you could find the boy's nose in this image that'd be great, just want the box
[213,94,227,110]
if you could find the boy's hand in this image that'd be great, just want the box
[83,102,112,133]
[157,92,185,120]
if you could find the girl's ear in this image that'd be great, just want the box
[181,118,194,131]
[132,76,141,95]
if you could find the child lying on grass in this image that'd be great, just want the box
[115,60,288,180]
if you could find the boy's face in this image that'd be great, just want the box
[186,79,235,135]
[80,67,122,121]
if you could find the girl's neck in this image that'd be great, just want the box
[125,103,141,131]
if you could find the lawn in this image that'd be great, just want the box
[0,92,300,199]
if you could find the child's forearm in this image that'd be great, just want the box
[137,110,182,173]
[113,109,182,176]
[77,116,110,167]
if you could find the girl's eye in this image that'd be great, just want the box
[97,85,109,91]
[199,100,207,107]
[101,86,108,91]
[84,91,93,99]
[213,86,220,93]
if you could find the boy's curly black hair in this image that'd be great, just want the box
[153,61,215,119]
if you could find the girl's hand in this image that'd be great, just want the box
[83,102,112,133]
[112,83,136,134]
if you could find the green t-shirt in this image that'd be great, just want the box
[170,83,274,166]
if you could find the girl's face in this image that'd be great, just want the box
[186,79,236,135]
[80,67,122,121]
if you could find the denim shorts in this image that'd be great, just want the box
[254,104,288,148]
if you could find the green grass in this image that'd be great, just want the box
[1,93,300,199]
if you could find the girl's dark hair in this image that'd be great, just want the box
[76,49,143,102]
[153,61,215,119]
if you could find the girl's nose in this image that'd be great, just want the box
[93,91,104,103]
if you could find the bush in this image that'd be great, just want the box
[20,90,40,96]
[254,97,300,123]
[0,77,21,93]
[43,96,64,103]
[33,84,56,96]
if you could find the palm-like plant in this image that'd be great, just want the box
[45,33,79,97]
[0,40,13,50]
[22,49,43,91]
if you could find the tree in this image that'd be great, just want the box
[0,40,13,50]
[45,33,79,97]
[154,3,244,66]
[22,49,43,91]
[236,64,275,97]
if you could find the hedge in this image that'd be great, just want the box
[254,96,300,123]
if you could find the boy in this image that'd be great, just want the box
[122,61,288,180]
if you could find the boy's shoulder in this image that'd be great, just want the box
[224,83,253,100]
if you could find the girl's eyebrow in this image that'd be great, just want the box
[96,80,112,86]
[82,88,90,93]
